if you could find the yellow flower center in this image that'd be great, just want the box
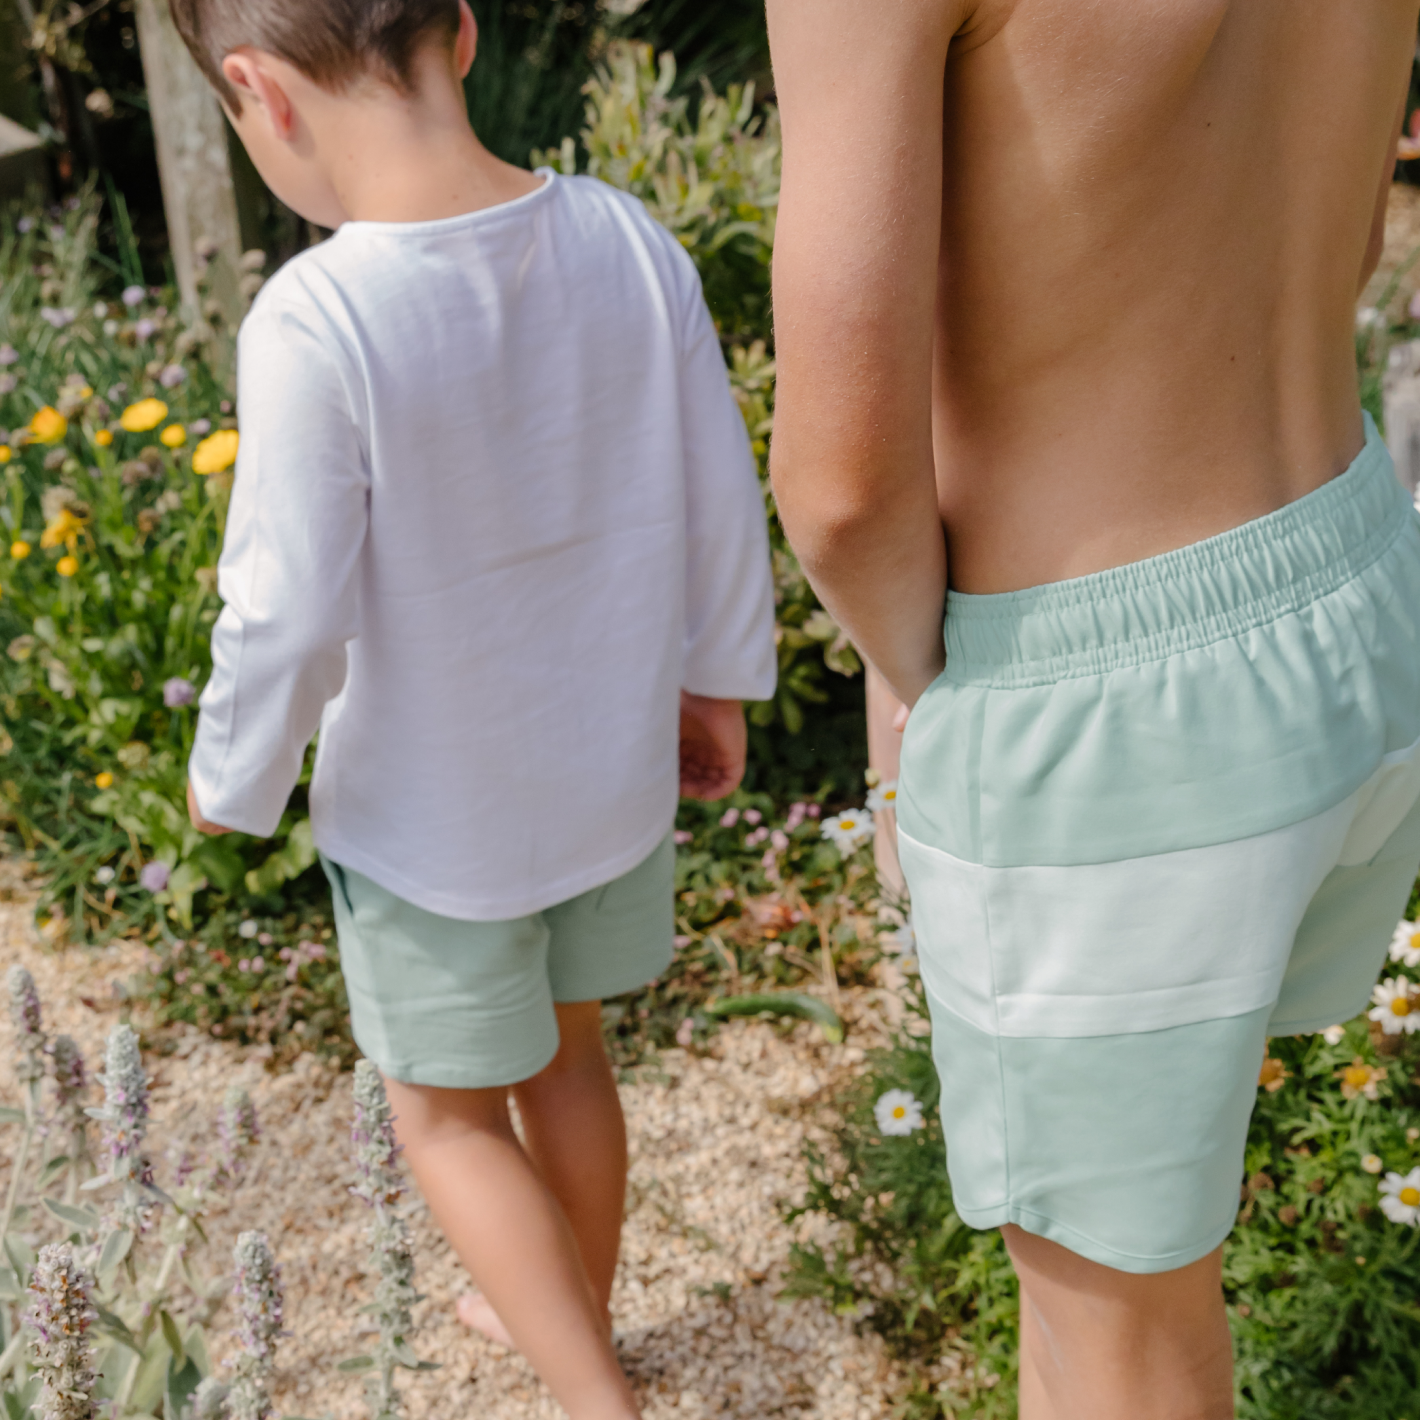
[56,555,78,578]
[1402,1187,1420,1207]
[1410,931,1420,952]
[1391,996,1412,1017]
[0,445,11,463]
[94,429,113,447]
[10,541,29,560]
[1344,1066,1371,1088]
[160,424,186,448]
[94,772,113,789]
[891,1106,906,1119]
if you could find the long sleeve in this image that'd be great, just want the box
[677,271,778,700]
[188,299,369,835]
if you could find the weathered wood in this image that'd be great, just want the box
[133,0,244,331]
[1383,339,1420,497]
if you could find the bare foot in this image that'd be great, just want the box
[456,1291,516,1349]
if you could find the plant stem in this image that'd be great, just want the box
[0,1087,39,1247]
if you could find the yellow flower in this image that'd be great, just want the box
[1258,1057,1289,1093]
[119,397,168,433]
[94,771,114,789]
[56,554,78,577]
[10,541,29,560]
[159,424,186,448]
[93,429,113,448]
[28,406,67,444]
[0,445,10,463]
[192,428,239,474]
[1337,1057,1388,1101]
[39,508,85,551]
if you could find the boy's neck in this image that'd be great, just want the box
[314,58,541,225]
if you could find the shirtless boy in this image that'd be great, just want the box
[767,4,1420,1416]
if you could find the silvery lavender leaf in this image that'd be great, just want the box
[26,1242,98,1420]
[186,1377,229,1420]
[8,964,47,1085]
[228,1231,283,1420]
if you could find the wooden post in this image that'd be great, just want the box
[1383,339,1420,497]
[133,0,245,333]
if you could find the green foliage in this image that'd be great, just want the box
[0,199,321,939]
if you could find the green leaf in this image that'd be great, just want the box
[0,1269,19,1301]
[335,1356,375,1373]
[42,1198,100,1232]
[165,1354,204,1420]
[704,991,844,1043]
[0,1108,25,1126]
[38,1155,71,1186]
[191,836,246,896]
[244,816,316,895]
[94,1305,142,1354]
[97,1227,133,1276]
[159,1309,185,1369]
[391,1339,421,1369]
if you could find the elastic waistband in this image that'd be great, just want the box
[943,415,1413,688]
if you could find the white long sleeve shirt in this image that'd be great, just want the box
[189,171,776,919]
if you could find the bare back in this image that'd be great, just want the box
[936,0,1415,591]
[767,0,1418,701]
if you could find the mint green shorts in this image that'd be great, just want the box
[323,835,674,1089]
[898,414,1420,1274]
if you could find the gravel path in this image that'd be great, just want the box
[0,856,910,1420]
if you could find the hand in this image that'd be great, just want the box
[679,692,747,801]
[187,780,234,836]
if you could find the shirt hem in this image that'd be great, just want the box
[314,817,676,922]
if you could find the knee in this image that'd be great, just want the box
[383,1077,514,1149]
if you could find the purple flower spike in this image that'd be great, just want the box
[139,861,170,892]
[163,677,195,708]
[133,318,156,341]
[26,1242,98,1420]
[229,1232,284,1420]
[121,285,144,307]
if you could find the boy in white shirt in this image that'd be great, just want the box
[173,2,776,1415]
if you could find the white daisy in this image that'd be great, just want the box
[866,779,900,814]
[874,1089,924,1136]
[821,808,875,853]
[883,909,916,956]
[1368,977,1420,1035]
[1321,1024,1346,1046]
[93,866,115,885]
[1379,1167,1420,1226]
[1391,920,1420,968]
[237,919,259,940]
[1361,1154,1384,1174]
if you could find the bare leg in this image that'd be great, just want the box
[511,1000,628,1317]
[384,1073,638,1420]
[1005,1226,1234,1420]
[866,663,906,892]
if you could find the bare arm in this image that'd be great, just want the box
[767,0,967,706]
[1361,90,1406,294]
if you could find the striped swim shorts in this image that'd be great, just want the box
[897,414,1420,1273]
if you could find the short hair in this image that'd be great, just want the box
[169,0,460,112]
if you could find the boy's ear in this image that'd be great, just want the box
[220,50,296,139]
[455,0,478,79]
